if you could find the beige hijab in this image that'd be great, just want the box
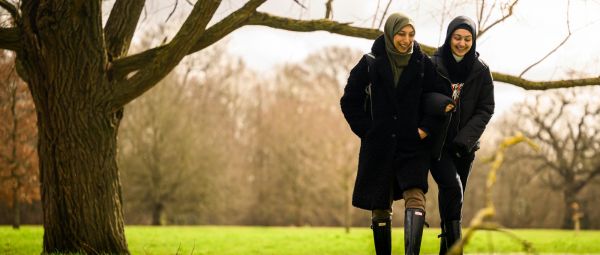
[384,12,414,86]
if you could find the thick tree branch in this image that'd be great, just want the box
[104,0,146,60]
[492,72,600,89]
[246,11,406,48]
[579,168,600,191]
[111,9,600,92]
[0,27,20,51]
[106,0,222,111]
[0,0,18,20]
[111,0,267,80]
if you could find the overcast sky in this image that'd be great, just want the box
[105,0,600,116]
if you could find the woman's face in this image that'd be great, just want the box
[393,25,415,53]
[450,28,473,57]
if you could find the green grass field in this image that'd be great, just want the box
[1,226,599,254]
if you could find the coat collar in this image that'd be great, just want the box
[371,35,425,113]
[433,47,486,85]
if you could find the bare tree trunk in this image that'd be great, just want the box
[151,202,164,226]
[344,174,352,233]
[562,190,576,229]
[12,185,20,229]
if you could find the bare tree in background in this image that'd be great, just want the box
[0,51,38,229]
[118,36,249,225]
[510,87,600,228]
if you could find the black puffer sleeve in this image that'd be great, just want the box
[454,67,495,152]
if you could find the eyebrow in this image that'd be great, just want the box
[453,35,472,39]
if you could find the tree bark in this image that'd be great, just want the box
[18,1,129,253]
[151,202,164,226]
[12,185,20,229]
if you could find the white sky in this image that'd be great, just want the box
[106,0,600,117]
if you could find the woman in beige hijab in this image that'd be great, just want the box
[341,12,446,254]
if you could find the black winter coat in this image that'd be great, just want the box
[431,48,495,156]
[340,36,441,210]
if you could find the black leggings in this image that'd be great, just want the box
[430,150,474,221]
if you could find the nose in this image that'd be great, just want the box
[400,35,408,43]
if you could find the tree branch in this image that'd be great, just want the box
[519,0,571,77]
[324,0,333,19]
[104,0,146,60]
[574,167,600,192]
[111,0,267,80]
[293,0,307,9]
[371,0,381,28]
[478,0,519,38]
[247,11,391,46]
[492,72,600,89]
[481,0,498,34]
[377,0,392,30]
[0,27,20,51]
[110,7,600,92]
[568,103,587,170]
[166,0,179,22]
[106,0,222,111]
[0,0,18,21]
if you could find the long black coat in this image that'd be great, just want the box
[340,36,441,210]
[431,49,495,156]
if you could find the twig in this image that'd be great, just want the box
[371,0,381,28]
[293,0,306,9]
[166,0,179,22]
[478,0,519,38]
[377,0,392,30]
[519,0,571,78]
[324,0,333,19]
[480,0,498,32]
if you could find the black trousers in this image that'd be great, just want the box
[430,149,474,221]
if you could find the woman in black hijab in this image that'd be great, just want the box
[430,16,495,254]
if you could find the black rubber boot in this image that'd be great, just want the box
[371,217,392,255]
[443,220,462,255]
[438,221,447,255]
[404,208,425,255]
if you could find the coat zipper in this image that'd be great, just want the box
[436,71,459,158]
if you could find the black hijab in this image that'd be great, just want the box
[442,16,477,83]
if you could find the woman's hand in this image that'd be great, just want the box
[418,128,428,139]
[445,103,455,112]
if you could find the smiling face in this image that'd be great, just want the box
[393,25,415,53]
[450,28,473,57]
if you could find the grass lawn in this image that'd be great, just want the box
[1,226,600,254]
